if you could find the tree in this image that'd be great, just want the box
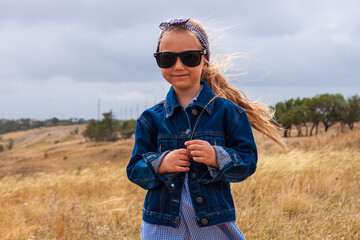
[50,117,59,125]
[338,100,350,132]
[303,96,323,136]
[82,119,98,140]
[82,112,118,142]
[120,119,136,138]
[291,98,310,137]
[275,99,294,137]
[317,94,346,132]
[290,104,308,137]
[346,95,360,130]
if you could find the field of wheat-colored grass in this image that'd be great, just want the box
[0,124,359,239]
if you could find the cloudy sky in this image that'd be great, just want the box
[1,0,359,120]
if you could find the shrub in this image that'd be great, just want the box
[120,119,136,138]
[7,139,13,150]
[83,112,118,142]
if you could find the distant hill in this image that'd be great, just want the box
[0,124,133,177]
[0,118,87,134]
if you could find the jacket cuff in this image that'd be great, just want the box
[207,165,219,178]
[144,151,178,191]
[149,150,171,173]
[213,146,232,170]
[203,146,232,180]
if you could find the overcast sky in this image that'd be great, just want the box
[1,0,359,120]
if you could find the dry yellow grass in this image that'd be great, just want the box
[0,124,359,239]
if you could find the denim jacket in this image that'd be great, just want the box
[127,80,257,228]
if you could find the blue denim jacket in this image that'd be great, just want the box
[127,81,257,228]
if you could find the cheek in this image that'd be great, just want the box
[161,68,167,76]
[161,68,171,80]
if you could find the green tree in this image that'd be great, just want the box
[120,119,137,138]
[346,95,360,130]
[82,112,118,141]
[51,117,59,125]
[317,93,346,132]
[82,119,98,140]
[290,104,308,137]
[304,96,323,136]
[275,99,294,137]
[291,98,310,137]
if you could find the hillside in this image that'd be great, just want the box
[0,124,359,239]
[0,125,133,178]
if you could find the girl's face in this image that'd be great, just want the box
[159,30,207,93]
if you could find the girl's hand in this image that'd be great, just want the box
[158,149,192,175]
[185,140,219,169]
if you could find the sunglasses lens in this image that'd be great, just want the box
[180,52,201,67]
[156,53,176,68]
[155,51,204,68]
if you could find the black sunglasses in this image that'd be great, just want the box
[154,50,207,68]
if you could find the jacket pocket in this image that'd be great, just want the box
[196,133,225,147]
[157,135,177,152]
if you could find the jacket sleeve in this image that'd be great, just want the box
[126,114,173,190]
[199,106,258,184]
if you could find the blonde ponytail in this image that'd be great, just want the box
[202,63,287,151]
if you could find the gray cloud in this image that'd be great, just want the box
[0,0,359,119]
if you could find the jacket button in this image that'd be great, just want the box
[190,172,196,179]
[196,197,203,204]
[192,109,198,116]
[201,218,208,226]
[171,183,175,188]
[185,129,190,135]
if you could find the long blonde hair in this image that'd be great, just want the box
[159,18,286,150]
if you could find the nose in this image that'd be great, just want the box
[173,56,185,70]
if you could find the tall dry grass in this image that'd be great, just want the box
[0,124,359,239]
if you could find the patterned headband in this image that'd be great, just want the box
[156,18,210,61]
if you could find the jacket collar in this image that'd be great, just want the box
[164,80,216,118]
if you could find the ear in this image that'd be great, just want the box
[202,58,208,71]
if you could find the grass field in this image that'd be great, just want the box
[0,124,359,239]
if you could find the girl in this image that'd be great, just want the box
[127,18,285,239]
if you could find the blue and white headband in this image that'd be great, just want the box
[156,18,210,61]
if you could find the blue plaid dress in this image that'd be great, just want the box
[141,88,246,240]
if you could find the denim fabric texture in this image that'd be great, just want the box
[127,80,258,228]
[141,173,246,240]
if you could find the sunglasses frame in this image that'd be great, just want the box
[154,50,207,68]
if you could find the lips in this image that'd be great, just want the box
[172,74,189,77]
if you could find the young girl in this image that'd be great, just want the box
[127,18,285,239]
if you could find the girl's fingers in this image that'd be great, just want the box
[176,166,190,172]
[192,156,204,163]
[185,140,205,146]
[177,148,191,153]
[176,149,192,157]
[177,153,191,160]
[178,160,191,167]
[189,150,203,157]
[187,144,204,151]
